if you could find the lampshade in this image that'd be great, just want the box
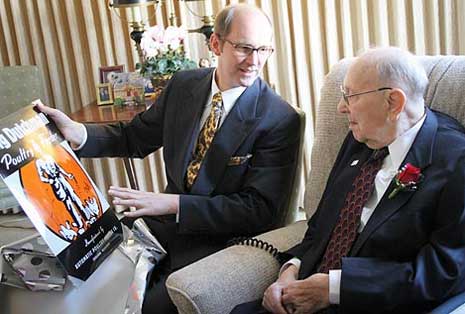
[111,0,158,8]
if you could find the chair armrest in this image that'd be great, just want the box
[166,220,307,314]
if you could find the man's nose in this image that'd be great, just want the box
[245,50,259,64]
[337,98,348,113]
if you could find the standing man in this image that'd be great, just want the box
[232,47,465,314]
[37,3,300,313]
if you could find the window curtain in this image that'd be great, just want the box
[1,0,464,213]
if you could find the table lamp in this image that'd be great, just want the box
[182,0,215,46]
[108,0,159,62]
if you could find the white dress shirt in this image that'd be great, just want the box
[198,70,246,130]
[282,113,426,304]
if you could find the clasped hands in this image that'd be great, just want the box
[108,186,180,217]
[262,265,330,314]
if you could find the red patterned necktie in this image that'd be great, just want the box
[317,147,389,273]
[185,92,223,189]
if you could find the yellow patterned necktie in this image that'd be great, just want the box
[185,92,223,189]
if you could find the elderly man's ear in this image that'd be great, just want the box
[387,88,407,121]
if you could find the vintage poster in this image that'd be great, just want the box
[0,104,123,281]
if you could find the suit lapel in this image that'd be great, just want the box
[190,79,262,195]
[172,70,213,192]
[299,142,373,277]
[351,109,437,256]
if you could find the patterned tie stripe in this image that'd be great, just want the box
[185,92,223,189]
[317,148,389,273]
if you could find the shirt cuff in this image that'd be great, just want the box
[279,257,301,276]
[71,124,88,151]
[329,269,341,304]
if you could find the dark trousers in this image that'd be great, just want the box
[230,300,337,314]
[230,299,270,314]
[121,216,178,314]
[142,256,178,314]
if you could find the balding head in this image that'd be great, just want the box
[354,47,428,106]
[339,47,427,148]
[214,4,272,39]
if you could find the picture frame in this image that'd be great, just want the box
[144,78,155,98]
[96,83,113,105]
[99,65,124,84]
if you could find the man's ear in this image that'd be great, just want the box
[210,33,222,56]
[387,88,406,120]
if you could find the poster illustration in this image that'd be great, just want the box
[0,103,122,280]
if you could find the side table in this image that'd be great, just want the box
[69,102,149,190]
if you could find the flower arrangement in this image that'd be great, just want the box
[137,25,197,80]
[388,163,423,199]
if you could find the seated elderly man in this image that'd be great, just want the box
[231,47,465,314]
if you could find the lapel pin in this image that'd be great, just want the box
[350,160,359,166]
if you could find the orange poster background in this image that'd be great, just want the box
[20,145,102,241]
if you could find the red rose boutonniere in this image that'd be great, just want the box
[388,163,423,199]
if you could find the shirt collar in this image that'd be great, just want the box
[210,69,246,114]
[387,112,427,168]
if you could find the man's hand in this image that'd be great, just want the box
[262,264,299,314]
[109,186,179,216]
[34,100,86,148]
[281,273,330,314]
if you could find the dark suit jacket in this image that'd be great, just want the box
[80,68,301,269]
[287,109,465,313]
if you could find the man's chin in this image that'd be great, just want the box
[239,75,258,87]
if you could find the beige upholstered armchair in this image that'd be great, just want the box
[166,55,465,314]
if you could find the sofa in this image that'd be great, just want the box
[165,55,465,314]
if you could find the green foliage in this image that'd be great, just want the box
[114,97,124,106]
[137,48,197,78]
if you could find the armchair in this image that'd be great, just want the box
[0,65,46,214]
[166,55,465,314]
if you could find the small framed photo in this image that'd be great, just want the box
[99,65,124,84]
[96,83,113,105]
[144,78,155,97]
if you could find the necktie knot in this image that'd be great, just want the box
[212,92,222,106]
[211,92,223,117]
[371,147,389,161]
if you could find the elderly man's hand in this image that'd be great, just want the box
[262,264,299,314]
[109,186,179,216]
[281,273,330,314]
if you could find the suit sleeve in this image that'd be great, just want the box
[340,155,465,313]
[285,133,355,259]
[177,108,301,236]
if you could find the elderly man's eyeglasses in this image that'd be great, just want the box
[340,86,393,106]
[220,37,274,58]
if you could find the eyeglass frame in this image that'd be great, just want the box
[340,86,393,106]
[218,36,274,58]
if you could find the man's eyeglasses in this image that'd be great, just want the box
[340,86,393,106]
[220,37,274,58]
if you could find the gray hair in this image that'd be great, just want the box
[361,47,428,104]
[214,4,272,38]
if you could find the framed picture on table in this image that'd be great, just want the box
[96,83,113,105]
[144,78,155,98]
[99,65,125,84]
